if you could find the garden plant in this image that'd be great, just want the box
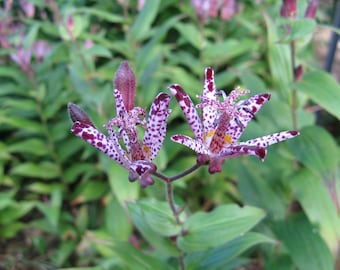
[0,0,340,269]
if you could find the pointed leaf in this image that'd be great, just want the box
[295,70,340,120]
[178,204,265,252]
[289,168,340,254]
[129,199,181,237]
[10,162,60,179]
[287,126,338,181]
[185,232,274,270]
[128,201,179,256]
[130,0,160,42]
[275,214,334,270]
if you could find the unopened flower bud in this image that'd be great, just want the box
[20,0,35,18]
[67,15,74,33]
[280,0,297,18]
[294,65,303,81]
[304,0,318,19]
[114,61,136,111]
[221,0,237,21]
[68,103,94,126]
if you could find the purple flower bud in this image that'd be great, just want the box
[10,45,31,71]
[67,15,74,33]
[33,40,51,62]
[304,0,318,19]
[68,103,94,127]
[114,61,136,112]
[84,39,93,49]
[280,0,297,18]
[220,0,237,21]
[294,65,303,81]
[20,0,35,18]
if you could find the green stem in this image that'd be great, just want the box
[290,41,298,130]
[152,163,202,270]
[166,182,185,270]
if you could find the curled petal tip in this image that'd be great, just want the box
[288,130,300,136]
[68,103,94,126]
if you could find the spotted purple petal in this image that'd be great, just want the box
[168,84,203,140]
[228,93,271,143]
[71,121,130,168]
[114,88,128,118]
[171,134,209,155]
[219,145,267,161]
[202,67,217,134]
[241,130,299,148]
[143,93,171,160]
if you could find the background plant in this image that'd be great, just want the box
[0,0,339,269]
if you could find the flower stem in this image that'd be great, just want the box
[290,41,298,130]
[166,182,185,270]
[152,163,202,183]
[152,163,202,270]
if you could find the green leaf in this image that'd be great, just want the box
[111,242,175,270]
[289,168,340,255]
[239,70,267,94]
[10,162,60,179]
[104,195,132,241]
[0,66,28,85]
[278,19,316,43]
[295,70,340,120]
[104,158,140,204]
[0,222,25,238]
[275,214,334,270]
[72,181,108,204]
[128,199,181,237]
[264,14,292,99]
[74,7,124,23]
[185,232,274,270]
[83,44,112,58]
[128,201,179,256]
[174,22,203,50]
[0,189,16,210]
[237,161,288,220]
[0,202,35,224]
[27,182,62,194]
[36,188,62,231]
[287,126,338,181]
[202,39,255,66]
[52,240,78,267]
[89,232,174,270]
[129,0,161,42]
[7,138,48,156]
[0,116,43,133]
[178,204,265,252]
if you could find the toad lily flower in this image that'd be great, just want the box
[169,67,299,173]
[68,62,171,187]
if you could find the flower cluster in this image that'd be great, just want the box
[169,67,299,173]
[190,0,237,23]
[280,0,318,19]
[68,62,299,187]
[68,62,171,187]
